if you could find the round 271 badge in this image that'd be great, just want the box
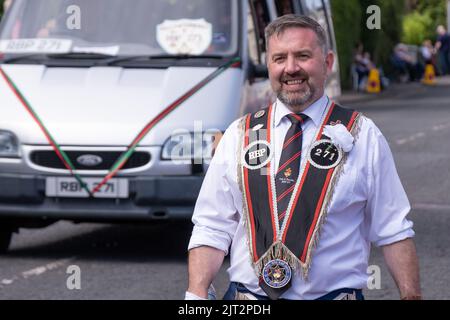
[307,139,343,170]
[262,259,292,288]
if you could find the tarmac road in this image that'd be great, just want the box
[1,79,450,300]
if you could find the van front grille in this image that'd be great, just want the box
[30,150,151,170]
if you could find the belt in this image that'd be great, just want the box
[225,282,364,300]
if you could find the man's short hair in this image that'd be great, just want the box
[265,14,329,54]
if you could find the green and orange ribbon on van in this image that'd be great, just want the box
[0,67,94,197]
[0,56,241,196]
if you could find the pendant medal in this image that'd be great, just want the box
[262,259,292,288]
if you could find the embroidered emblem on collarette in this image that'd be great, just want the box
[284,168,292,178]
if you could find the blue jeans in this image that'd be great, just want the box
[439,51,450,75]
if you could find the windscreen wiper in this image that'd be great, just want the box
[1,52,115,64]
[1,53,49,63]
[47,52,115,59]
[101,54,225,66]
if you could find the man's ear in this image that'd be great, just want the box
[325,51,335,75]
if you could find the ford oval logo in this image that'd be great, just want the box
[76,154,103,167]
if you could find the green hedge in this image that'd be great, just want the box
[331,0,406,89]
[331,0,362,89]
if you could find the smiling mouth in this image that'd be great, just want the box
[283,79,307,85]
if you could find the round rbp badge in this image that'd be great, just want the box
[242,140,273,170]
[307,139,343,170]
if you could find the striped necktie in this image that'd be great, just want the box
[276,113,308,226]
[258,113,308,300]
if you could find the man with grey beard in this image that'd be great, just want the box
[186,14,421,300]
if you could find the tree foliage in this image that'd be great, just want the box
[402,11,433,45]
[330,0,362,89]
[402,0,447,45]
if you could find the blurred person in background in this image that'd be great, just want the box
[435,25,450,75]
[420,40,434,64]
[420,39,438,74]
[391,43,422,82]
[353,43,371,89]
[3,0,13,13]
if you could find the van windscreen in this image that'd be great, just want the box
[0,0,238,57]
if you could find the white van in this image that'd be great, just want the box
[0,0,340,252]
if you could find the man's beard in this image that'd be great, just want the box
[277,82,315,109]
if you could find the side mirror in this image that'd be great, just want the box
[249,62,268,79]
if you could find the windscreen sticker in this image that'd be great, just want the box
[0,38,72,54]
[156,19,212,55]
[213,32,228,44]
[72,45,120,56]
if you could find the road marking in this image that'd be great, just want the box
[432,122,450,132]
[0,257,75,287]
[413,203,450,212]
[1,277,18,285]
[395,120,450,146]
[396,132,425,145]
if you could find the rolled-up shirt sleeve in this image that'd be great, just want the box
[188,120,240,255]
[364,120,415,247]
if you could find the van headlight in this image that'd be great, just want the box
[0,130,20,158]
[161,131,223,161]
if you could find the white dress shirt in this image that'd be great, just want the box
[188,95,414,300]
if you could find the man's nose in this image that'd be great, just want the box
[285,56,300,74]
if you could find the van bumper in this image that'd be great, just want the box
[0,173,204,222]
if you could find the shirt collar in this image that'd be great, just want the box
[274,95,329,128]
